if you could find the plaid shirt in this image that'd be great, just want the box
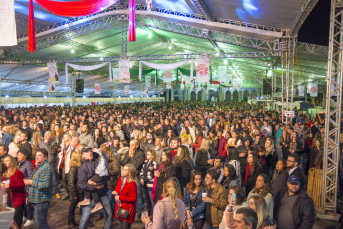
[28,161,53,204]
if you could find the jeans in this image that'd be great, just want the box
[62,166,69,195]
[14,202,25,229]
[69,193,84,221]
[206,223,219,229]
[34,202,51,229]
[24,202,33,220]
[135,179,144,212]
[79,195,112,229]
[51,165,59,194]
[106,189,115,219]
[119,218,132,229]
[143,184,154,216]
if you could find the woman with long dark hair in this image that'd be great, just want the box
[309,139,321,169]
[227,147,241,185]
[208,129,218,156]
[265,138,277,178]
[271,159,288,197]
[244,153,263,195]
[93,128,105,148]
[174,146,192,191]
[226,130,242,149]
[184,170,207,229]
[192,126,203,153]
[152,149,176,203]
[223,164,239,191]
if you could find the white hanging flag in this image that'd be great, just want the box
[196,58,209,83]
[166,82,171,89]
[299,86,305,96]
[124,85,130,94]
[160,87,164,94]
[48,81,56,92]
[145,87,149,94]
[47,61,59,83]
[185,78,191,87]
[95,83,100,94]
[119,60,130,83]
[293,88,296,96]
[163,70,172,82]
[0,0,17,46]
[112,68,119,81]
[145,75,151,88]
[218,66,227,82]
[233,78,242,89]
[146,0,152,10]
[181,83,185,90]
[310,84,318,97]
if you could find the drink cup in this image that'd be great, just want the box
[202,193,207,198]
[142,211,148,218]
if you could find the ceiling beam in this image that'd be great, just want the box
[60,40,115,57]
[191,0,213,21]
[290,0,319,36]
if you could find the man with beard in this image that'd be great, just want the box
[141,132,155,154]
[20,120,33,141]
[79,124,95,148]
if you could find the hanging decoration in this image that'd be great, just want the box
[112,68,119,81]
[310,84,318,97]
[180,83,185,90]
[119,60,130,83]
[95,83,100,94]
[160,87,164,94]
[185,78,192,87]
[65,62,112,83]
[233,78,242,89]
[196,58,209,83]
[293,88,296,96]
[166,82,171,89]
[146,0,152,10]
[47,61,59,83]
[218,66,227,83]
[163,70,172,82]
[125,85,130,94]
[48,81,56,92]
[128,0,136,41]
[145,75,151,87]
[299,86,305,96]
[139,59,193,81]
[28,0,118,52]
[0,0,17,46]
[145,86,149,94]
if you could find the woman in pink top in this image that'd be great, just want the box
[142,179,186,229]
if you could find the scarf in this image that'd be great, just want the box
[245,163,251,184]
[152,162,164,203]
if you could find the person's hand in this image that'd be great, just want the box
[228,199,236,209]
[73,197,77,200]
[207,160,213,165]
[149,165,154,171]
[96,185,104,189]
[24,179,32,186]
[140,179,144,186]
[141,215,150,224]
[88,180,97,186]
[187,218,193,226]
[154,171,160,177]
[115,195,120,202]
[26,198,29,205]
[202,196,212,203]
[187,212,192,220]
[112,191,118,196]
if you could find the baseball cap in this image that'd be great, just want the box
[81,147,92,154]
[287,175,300,184]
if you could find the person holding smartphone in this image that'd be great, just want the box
[219,186,247,229]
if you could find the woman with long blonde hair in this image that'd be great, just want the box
[248,195,271,229]
[113,164,137,229]
[8,131,21,158]
[57,133,72,200]
[142,179,186,229]
[195,138,214,178]
[31,130,43,159]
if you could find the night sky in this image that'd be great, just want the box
[298,0,331,46]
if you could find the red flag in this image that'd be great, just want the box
[128,0,136,41]
[28,0,36,52]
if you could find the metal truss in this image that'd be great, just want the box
[290,0,319,35]
[5,17,122,57]
[2,90,73,96]
[121,17,128,58]
[60,40,114,57]
[0,51,281,64]
[15,17,47,31]
[281,36,296,124]
[191,0,213,21]
[322,0,342,213]
[297,42,328,57]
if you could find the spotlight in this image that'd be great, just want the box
[5,95,8,98]
[44,96,47,99]
[83,96,86,98]
[15,83,18,86]
[67,97,69,98]
[71,49,75,53]
[118,96,121,98]
[130,95,133,98]
[224,59,228,65]
[148,34,152,38]
[169,45,172,50]
[100,57,103,61]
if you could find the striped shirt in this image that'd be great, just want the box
[29,162,53,204]
[140,160,158,191]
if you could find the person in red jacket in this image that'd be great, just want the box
[113,164,137,229]
[1,155,26,229]
[217,129,228,157]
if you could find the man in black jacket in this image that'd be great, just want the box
[141,132,155,154]
[287,154,305,189]
[274,175,315,229]
[120,139,145,217]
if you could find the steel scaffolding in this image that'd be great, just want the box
[322,0,343,213]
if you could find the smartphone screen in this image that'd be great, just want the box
[232,193,236,201]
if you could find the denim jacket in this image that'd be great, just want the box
[183,186,207,220]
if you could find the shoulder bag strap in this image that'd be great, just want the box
[162,201,168,229]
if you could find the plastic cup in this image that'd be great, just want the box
[142,211,148,218]
[202,193,207,198]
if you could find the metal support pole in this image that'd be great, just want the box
[121,17,128,59]
[72,72,76,110]
[158,84,161,101]
[140,81,142,102]
[171,82,174,101]
[183,87,186,102]
[322,0,343,213]
[239,90,242,102]
[113,81,117,105]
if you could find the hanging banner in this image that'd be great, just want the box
[124,85,129,94]
[119,60,130,83]
[112,68,119,81]
[293,88,296,96]
[145,75,151,88]
[227,74,233,85]
[211,84,218,90]
[160,87,164,94]
[146,0,152,10]
[163,70,172,82]
[180,83,185,90]
[95,83,100,94]
[310,84,318,97]
[232,78,242,89]
[65,62,112,84]
[196,58,209,83]
[166,82,171,89]
[185,78,192,87]
[145,86,149,94]
[47,61,59,83]
[299,86,305,96]
[48,81,56,92]
[0,0,17,46]
[218,66,227,82]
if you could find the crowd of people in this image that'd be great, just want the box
[0,100,332,229]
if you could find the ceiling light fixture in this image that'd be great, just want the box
[100,57,103,61]
[169,45,172,50]
[148,34,152,38]
[71,49,75,53]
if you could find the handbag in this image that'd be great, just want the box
[116,205,132,219]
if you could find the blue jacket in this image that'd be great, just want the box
[183,186,207,220]
[18,159,34,191]
[275,128,283,145]
[3,133,13,146]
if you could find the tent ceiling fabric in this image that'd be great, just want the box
[0,0,326,96]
